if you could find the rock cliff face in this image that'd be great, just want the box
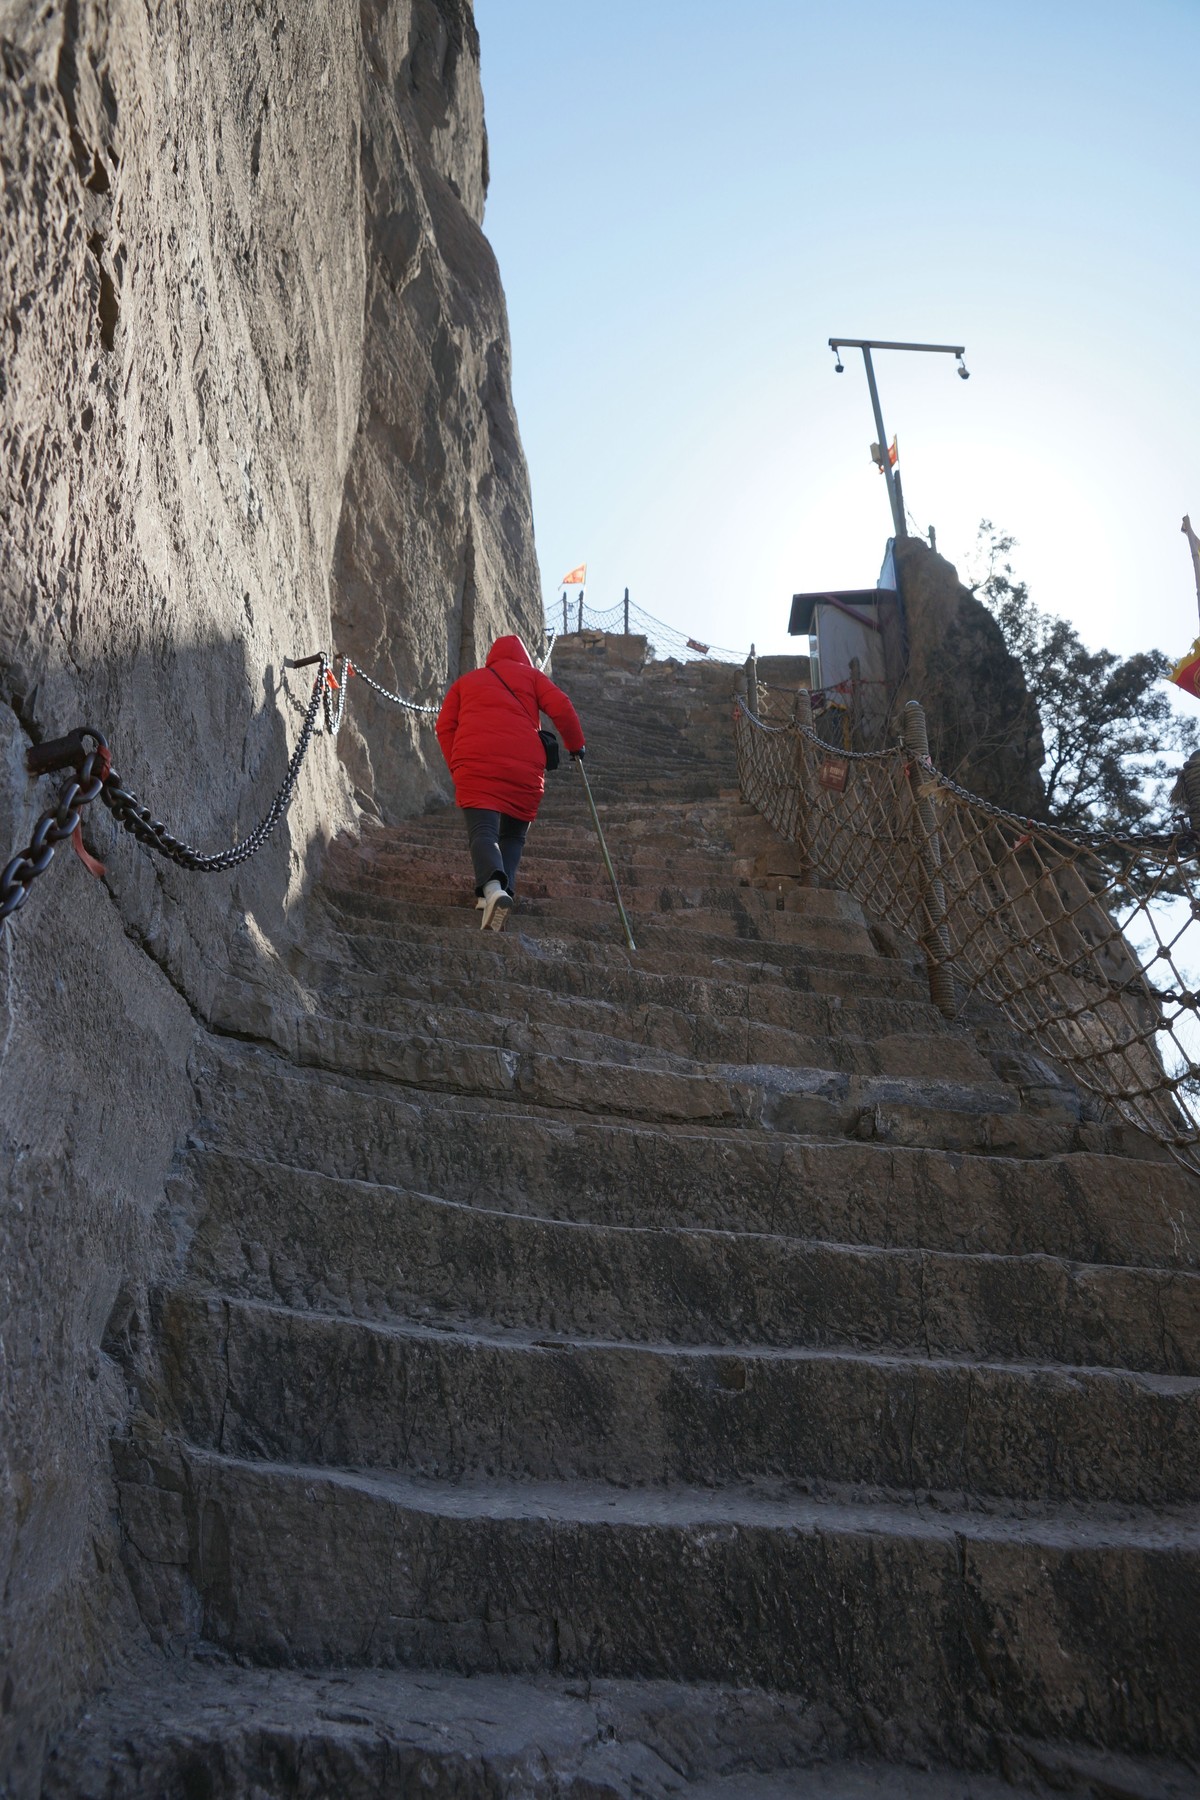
[0,2,537,1786]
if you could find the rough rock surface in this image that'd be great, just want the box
[0,2,537,1787]
[891,538,1046,817]
[45,637,1200,1798]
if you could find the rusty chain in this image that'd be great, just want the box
[1,643,460,929]
[1,655,329,927]
[0,731,111,924]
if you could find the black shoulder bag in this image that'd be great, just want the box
[490,668,560,770]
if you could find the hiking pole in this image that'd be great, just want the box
[575,756,636,953]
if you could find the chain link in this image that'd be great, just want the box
[99,655,328,873]
[1,643,449,928]
[345,659,439,717]
[0,740,110,922]
[1,659,333,928]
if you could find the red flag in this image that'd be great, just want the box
[561,563,587,585]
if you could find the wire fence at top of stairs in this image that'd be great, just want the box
[547,593,750,663]
[734,689,1200,1175]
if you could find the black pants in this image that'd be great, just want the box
[461,808,530,895]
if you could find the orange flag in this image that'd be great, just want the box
[561,563,587,585]
[1170,640,1200,699]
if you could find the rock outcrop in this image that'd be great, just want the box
[891,538,1046,818]
[0,3,537,1787]
[43,637,1200,1798]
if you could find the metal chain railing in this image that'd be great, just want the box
[1,648,446,927]
[734,694,1200,1172]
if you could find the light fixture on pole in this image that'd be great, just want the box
[828,336,969,539]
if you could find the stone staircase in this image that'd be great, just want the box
[45,637,1200,1798]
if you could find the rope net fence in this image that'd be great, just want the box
[734,698,1200,1173]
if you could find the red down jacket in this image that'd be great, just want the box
[436,636,585,821]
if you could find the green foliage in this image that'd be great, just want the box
[970,522,1200,834]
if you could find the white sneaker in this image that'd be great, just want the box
[480,879,513,932]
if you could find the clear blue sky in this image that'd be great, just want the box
[475,0,1200,666]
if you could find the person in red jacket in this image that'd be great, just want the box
[436,636,585,930]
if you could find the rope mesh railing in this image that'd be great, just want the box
[734,697,1200,1173]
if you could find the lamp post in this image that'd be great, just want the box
[828,337,969,540]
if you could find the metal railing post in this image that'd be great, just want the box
[793,689,818,887]
[902,700,956,1018]
[745,644,758,716]
[734,674,749,800]
[623,586,630,635]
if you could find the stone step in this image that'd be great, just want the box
[347,848,748,896]
[319,882,879,958]
[162,1290,1200,1507]
[180,1152,1200,1375]
[218,972,1004,1090]
[43,1660,1101,1800]
[311,893,932,1000]
[275,925,940,1035]
[336,871,828,928]
[354,850,743,895]
[190,1053,1198,1267]
[118,1446,1200,1761]
[196,1009,1115,1161]
[222,999,1021,1135]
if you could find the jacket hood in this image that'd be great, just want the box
[486,635,533,670]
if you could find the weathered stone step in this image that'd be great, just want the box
[222,971,1002,1090]
[352,824,737,864]
[347,856,749,904]
[234,1006,1114,1155]
[208,993,1090,1154]
[42,1660,1084,1800]
[190,1055,1197,1267]
[274,1005,1019,1128]
[180,1153,1200,1374]
[339,871,810,928]
[277,924,941,1035]
[320,882,878,960]
[355,853,742,898]
[120,1446,1200,1760]
[313,894,930,1000]
[163,1290,1200,1507]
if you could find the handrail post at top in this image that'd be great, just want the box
[792,689,818,887]
[902,700,956,1018]
[745,644,758,717]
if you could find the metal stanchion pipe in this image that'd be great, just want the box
[902,700,956,1017]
